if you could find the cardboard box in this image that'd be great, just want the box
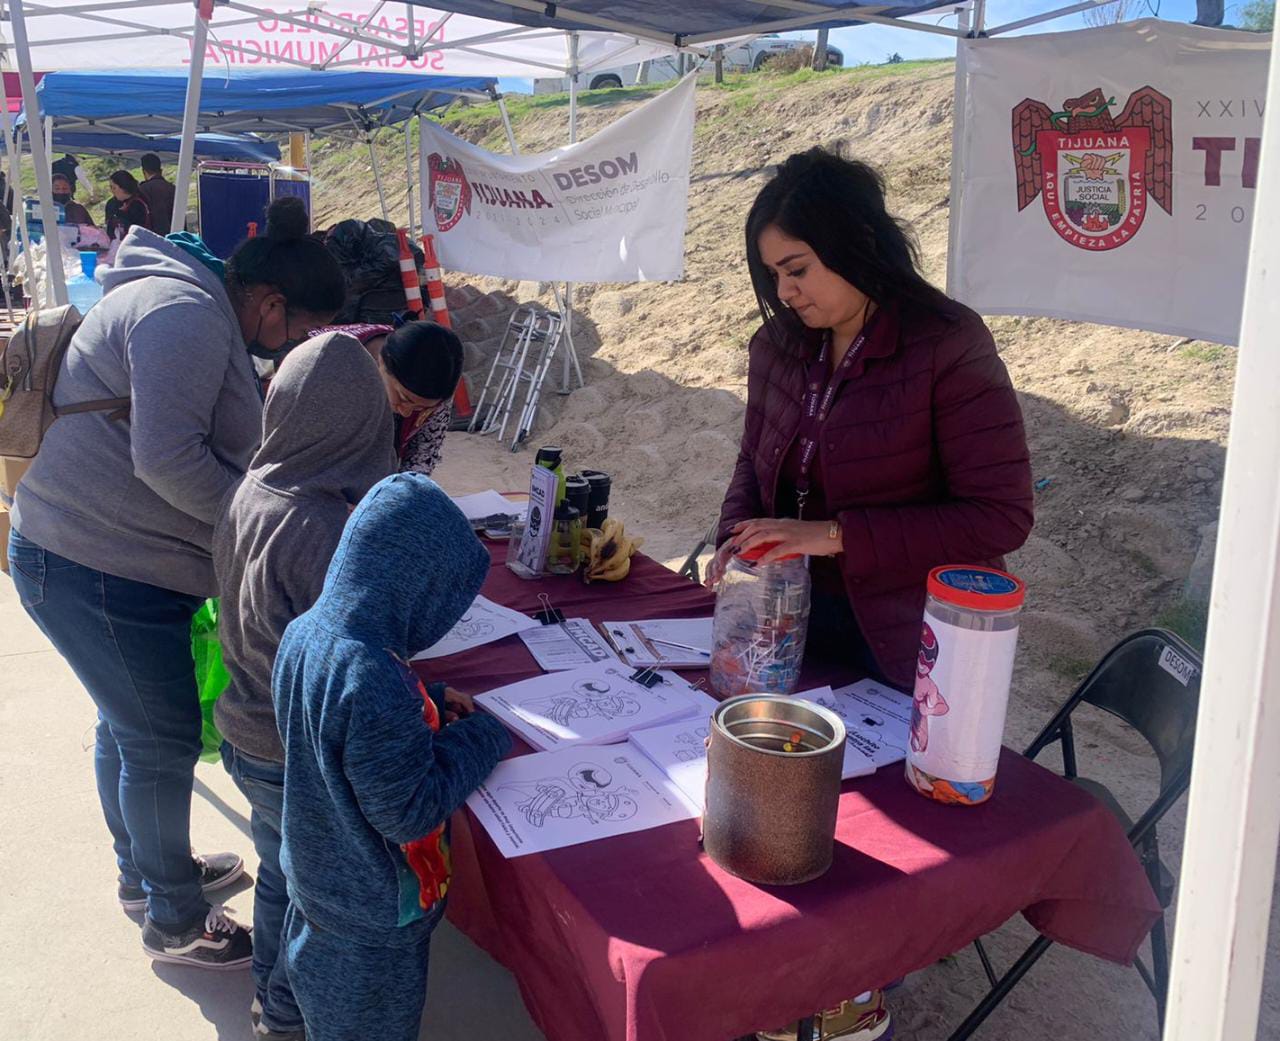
[0,456,31,506]
[0,506,10,575]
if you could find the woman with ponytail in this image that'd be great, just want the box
[7,198,346,976]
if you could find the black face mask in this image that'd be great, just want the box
[53,192,71,205]
[245,313,304,361]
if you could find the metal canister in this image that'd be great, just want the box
[704,694,846,885]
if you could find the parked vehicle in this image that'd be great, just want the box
[532,35,843,94]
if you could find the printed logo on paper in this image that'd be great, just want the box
[1158,644,1198,687]
[1012,86,1173,251]
[427,153,472,232]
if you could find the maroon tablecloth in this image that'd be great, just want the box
[414,544,1160,1041]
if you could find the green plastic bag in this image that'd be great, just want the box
[191,598,230,763]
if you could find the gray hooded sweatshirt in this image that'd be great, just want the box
[213,332,395,762]
[12,227,262,597]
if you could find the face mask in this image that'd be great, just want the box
[245,312,305,360]
[53,192,71,205]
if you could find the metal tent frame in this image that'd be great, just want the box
[0,7,1275,1041]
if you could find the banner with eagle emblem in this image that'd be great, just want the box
[950,20,1270,345]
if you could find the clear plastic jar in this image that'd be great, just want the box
[906,566,1025,806]
[710,549,811,700]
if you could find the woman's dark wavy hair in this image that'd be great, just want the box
[225,196,346,316]
[745,148,950,350]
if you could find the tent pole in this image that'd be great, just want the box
[368,134,390,223]
[1162,32,1280,1041]
[561,30,584,394]
[404,120,416,238]
[10,0,65,306]
[172,6,209,233]
[42,113,50,172]
[944,4,971,297]
[498,96,519,154]
[0,48,36,314]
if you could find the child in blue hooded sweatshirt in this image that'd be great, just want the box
[273,472,511,1041]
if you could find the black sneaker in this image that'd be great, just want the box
[119,851,246,912]
[140,905,253,970]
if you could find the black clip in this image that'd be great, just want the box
[629,666,664,688]
[533,593,565,626]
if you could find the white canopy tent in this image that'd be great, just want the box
[0,4,1276,1041]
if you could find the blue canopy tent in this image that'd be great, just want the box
[25,69,497,137]
[51,131,280,164]
[18,68,497,252]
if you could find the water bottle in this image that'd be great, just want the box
[710,544,811,699]
[66,251,103,314]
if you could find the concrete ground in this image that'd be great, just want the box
[0,575,548,1041]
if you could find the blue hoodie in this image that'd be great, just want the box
[274,473,512,947]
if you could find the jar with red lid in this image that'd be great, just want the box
[709,543,811,700]
[905,565,1026,806]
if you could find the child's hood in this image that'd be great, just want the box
[312,473,489,657]
[249,331,395,502]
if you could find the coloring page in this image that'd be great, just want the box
[467,746,699,857]
[474,661,709,750]
[450,490,527,524]
[818,679,914,772]
[410,595,540,661]
[519,618,620,671]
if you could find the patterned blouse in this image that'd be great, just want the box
[308,322,449,477]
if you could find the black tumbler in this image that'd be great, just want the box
[581,470,612,530]
[565,475,591,520]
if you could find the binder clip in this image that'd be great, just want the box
[629,666,665,688]
[532,594,565,626]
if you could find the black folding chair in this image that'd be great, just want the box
[948,628,1202,1041]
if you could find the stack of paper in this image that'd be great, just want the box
[474,661,714,751]
[626,680,914,811]
[410,596,540,661]
[518,619,620,671]
[467,745,699,858]
[602,618,714,669]
[450,490,527,524]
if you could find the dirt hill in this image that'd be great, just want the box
[309,64,1274,1041]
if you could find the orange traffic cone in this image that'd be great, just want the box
[396,228,424,318]
[420,233,472,419]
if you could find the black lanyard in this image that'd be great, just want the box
[793,323,873,519]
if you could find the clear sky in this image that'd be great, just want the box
[496,1,1218,93]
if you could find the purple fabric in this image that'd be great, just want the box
[415,544,1159,1041]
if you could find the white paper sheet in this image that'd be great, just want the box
[467,746,700,858]
[410,596,540,661]
[518,619,620,672]
[816,679,914,772]
[450,490,526,523]
[602,618,714,668]
[474,662,709,750]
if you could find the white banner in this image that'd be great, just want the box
[950,20,1271,345]
[13,3,676,77]
[420,75,695,283]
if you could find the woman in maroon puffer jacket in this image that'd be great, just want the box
[710,149,1033,692]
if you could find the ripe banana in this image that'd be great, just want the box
[583,518,644,583]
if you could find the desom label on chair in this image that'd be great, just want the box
[1158,645,1197,686]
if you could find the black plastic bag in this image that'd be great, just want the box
[324,218,424,324]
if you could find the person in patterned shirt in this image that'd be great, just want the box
[309,320,462,476]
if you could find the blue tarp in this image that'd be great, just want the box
[401,1,953,42]
[53,131,280,163]
[25,69,495,136]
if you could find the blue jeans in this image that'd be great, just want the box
[8,528,207,929]
[221,742,303,1033]
[284,903,439,1041]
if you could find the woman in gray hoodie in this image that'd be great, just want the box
[7,199,346,972]
[213,332,395,1040]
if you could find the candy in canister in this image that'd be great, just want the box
[710,543,811,699]
[905,566,1026,806]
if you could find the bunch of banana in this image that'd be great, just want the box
[583,518,644,583]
